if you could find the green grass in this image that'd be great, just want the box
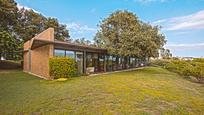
[0,67,204,114]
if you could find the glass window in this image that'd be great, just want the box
[130,57,136,68]
[93,53,99,72]
[86,53,93,67]
[54,49,65,57]
[117,57,123,70]
[132,58,136,67]
[106,55,113,71]
[99,54,105,72]
[66,50,75,58]
[112,56,117,71]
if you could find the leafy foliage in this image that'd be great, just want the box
[49,57,77,79]
[73,37,91,45]
[0,0,18,32]
[0,0,70,60]
[16,9,70,42]
[193,58,204,63]
[150,59,171,67]
[0,31,22,60]
[165,60,193,76]
[94,10,166,58]
[160,48,172,59]
[165,60,204,83]
[190,62,204,82]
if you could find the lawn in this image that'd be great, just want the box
[0,67,204,114]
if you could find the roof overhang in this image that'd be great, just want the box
[54,40,107,53]
[30,39,107,54]
[31,38,53,50]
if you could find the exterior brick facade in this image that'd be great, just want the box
[23,28,54,79]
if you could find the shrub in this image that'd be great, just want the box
[165,60,204,83]
[165,60,192,76]
[190,62,204,82]
[49,57,77,79]
[150,59,170,67]
[192,58,204,63]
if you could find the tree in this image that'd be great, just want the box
[0,0,18,32]
[94,31,106,48]
[0,31,18,60]
[45,17,70,41]
[17,10,70,42]
[73,38,91,46]
[0,0,71,60]
[16,8,47,41]
[160,48,172,59]
[94,10,142,57]
[95,10,166,59]
[139,23,166,58]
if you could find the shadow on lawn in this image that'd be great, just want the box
[0,60,22,73]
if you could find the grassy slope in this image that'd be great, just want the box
[0,67,204,114]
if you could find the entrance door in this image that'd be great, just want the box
[76,52,83,74]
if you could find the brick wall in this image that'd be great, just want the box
[23,40,30,72]
[31,45,53,79]
[23,28,54,79]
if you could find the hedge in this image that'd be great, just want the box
[149,59,171,67]
[165,60,193,76]
[190,62,204,82]
[165,60,204,83]
[49,57,77,79]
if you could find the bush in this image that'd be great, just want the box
[190,62,204,82]
[165,60,204,83]
[193,58,204,63]
[165,60,192,76]
[49,57,77,79]
[150,59,171,67]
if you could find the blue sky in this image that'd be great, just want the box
[16,0,204,57]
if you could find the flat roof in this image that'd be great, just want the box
[31,39,107,53]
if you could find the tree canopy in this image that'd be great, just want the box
[0,0,70,60]
[94,10,166,58]
[160,48,172,59]
[0,0,70,42]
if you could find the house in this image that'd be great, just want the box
[23,28,145,79]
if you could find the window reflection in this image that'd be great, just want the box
[66,51,75,58]
[54,49,65,57]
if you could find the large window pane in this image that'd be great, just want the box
[54,49,65,57]
[98,54,105,72]
[93,53,98,72]
[132,57,136,67]
[66,50,75,58]
[117,57,123,70]
[106,55,113,71]
[112,56,117,71]
[86,53,93,67]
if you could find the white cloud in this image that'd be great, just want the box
[67,22,96,32]
[165,42,204,50]
[153,10,204,31]
[17,4,40,13]
[66,22,97,39]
